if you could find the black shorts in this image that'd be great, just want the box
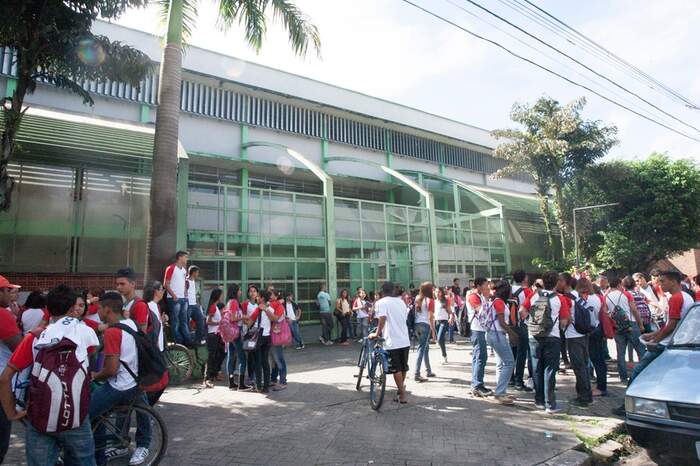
[386,347,410,374]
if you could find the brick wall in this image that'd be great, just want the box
[4,273,144,291]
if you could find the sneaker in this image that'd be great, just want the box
[340,341,350,346]
[319,336,325,344]
[105,447,129,460]
[357,339,364,343]
[272,384,287,391]
[545,405,562,414]
[441,357,448,365]
[534,402,545,409]
[295,345,303,350]
[494,395,514,405]
[569,398,592,408]
[525,377,534,389]
[129,447,149,465]
[426,372,436,378]
[325,340,334,346]
[470,387,484,398]
[477,386,493,396]
[414,375,428,382]
[300,344,305,349]
[592,388,606,397]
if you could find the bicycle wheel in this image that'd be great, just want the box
[92,404,168,466]
[355,344,366,391]
[165,344,193,384]
[369,353,386,411]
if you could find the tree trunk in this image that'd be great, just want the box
[535,185,555,261]
[552,182,568,259]
[146,0,184,282]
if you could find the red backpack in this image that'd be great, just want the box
[27,332,90,433]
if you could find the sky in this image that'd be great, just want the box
[115,0,700,161]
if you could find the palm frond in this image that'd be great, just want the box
[156,0,199,43]
[269,0,321,58]
[218,0,266,52]
[39,74,94,105]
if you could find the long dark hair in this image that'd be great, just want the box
[492,280,512,302]
[207,288,223,310]
[436,287,447,307]
[143,281,163,303]
[226,284,240,302]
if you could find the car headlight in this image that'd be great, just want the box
[625,396,669,418]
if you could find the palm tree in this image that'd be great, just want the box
[147,0,321,280]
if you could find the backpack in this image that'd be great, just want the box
[632,292,651,326]
[477,301,496,331]
[27,332,90,433]
[571,295,595,335]
[526,292,557,338]
[459,304,471,337]
[114,323,168,392]
[607,293,632,334]
[219,300,241,344]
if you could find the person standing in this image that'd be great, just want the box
[578,278,607,397]
[369,282,410,404]
[561,275,593,407]
[519,271,571,414]
[203,289,225,388]
[245,291,284,393]
[0,276,22,464]
[335,289,352,346]
[605,277,646,384]
[434,287,453,365]
[186,266,206,346]
[634,272,664,330]
[413,282,436,382]
[317,284,333,345]
[466,278,493,397]
[353,288,369,342]
[510,270,533,392]
[285,291,304,350]
[486,280,518,405]
[163,251,189,345]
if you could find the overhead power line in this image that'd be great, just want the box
[399,0,700,143]
[460,0,700,135]
[520,0,700,111]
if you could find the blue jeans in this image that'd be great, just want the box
[270,345,287,384]
[290,320,304,347]
[227,335,246,377]
[588,327,608,393]
[470,330,487,388]
[529,337,561,410]
[166,297,189,345]
[436,320,449,358]
[614,327,646,380]
[414,322,432,376]
[188,304,206,343]
[89,383,151,466]
[358,317,369,339]
[487,330,514,396]
[25,418,95,466]
[629,345,663,384]
[511,322,531,386]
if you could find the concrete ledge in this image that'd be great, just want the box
[541,449,591,466]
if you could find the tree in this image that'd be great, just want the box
[147,0,321,281]
[564,154,700,272]
[0,0,152,210]
[492,97,617,260]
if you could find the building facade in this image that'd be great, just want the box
[0,22,551,321]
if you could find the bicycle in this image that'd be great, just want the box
[354,334,389,410]
[91,395,168,465]
[162,323,209,385]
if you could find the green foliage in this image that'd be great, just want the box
[565,154,700,272]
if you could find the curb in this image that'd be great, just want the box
[541,449,592,466]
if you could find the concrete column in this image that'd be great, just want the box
[175,158,189,251]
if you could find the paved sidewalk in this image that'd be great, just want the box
[6,337,627,466]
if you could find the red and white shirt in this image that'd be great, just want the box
[186,279,198,306]
[247,305,284,337]
[164,264,187,299]
[466,293,487,332]
[124,297,149,329]
[522,290,571,338]
[20,308,48,335]
[0,308,21,370]
[661,291,695,345]
[207,304,221,334]
[102,319,139,391]
[490,298,509,332]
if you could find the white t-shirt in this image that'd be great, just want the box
[523,290,568,339]
[207,305,221,334]
[511,285,528,307]
[285,302,296,321]
[29,316,99,366]
[21,308,45,335]
[164,263,187,299]
[186,279,198,306]
[564,291,585,339]
[466,293,487,332]
[104,319,139,391]
[660,291,695,346]
[489,298,510,333]
[374,296,410,350]
[258,306,273,337]
[415,299,432,325]
[605,289,634,321]
[586,294,603,328]
[147,301,165,351]
[435,300,449,321]
[354,297,368,319]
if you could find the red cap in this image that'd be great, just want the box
[0,275,20,289]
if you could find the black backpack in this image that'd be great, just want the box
[459,304,471,337]
[570,294,594,335]
[114,323,167,390]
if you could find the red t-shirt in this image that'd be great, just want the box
[467,294,482,309]
[129,300,149,327]
[667,291,686,321]
[0,308,20,341]
[87,303,99,315]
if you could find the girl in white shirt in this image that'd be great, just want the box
[413,282,436,382]
[434,287,453,365]
[204,288,225,388]
[353,288,369,341]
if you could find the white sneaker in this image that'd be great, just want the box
[129,447,149,465]
[105,447,129,460]
[441,357,448,365]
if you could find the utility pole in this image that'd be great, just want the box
[573,203,620,268]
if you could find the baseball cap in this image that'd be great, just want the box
[0,275,20,289]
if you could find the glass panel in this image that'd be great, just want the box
[411,244,431,262]
[334,199,359,219]
[490,248,506,263]
[491,233,505,248]
[268,242,295,257]
[195,261,223,281]
[188,207,222,231]
[455,245,473,261]
[297,242,325,258]
[437,229,454,244]
[361,202,384,221]
[228,234,261,257]
[473,232,490,247]
[247,211,262,233]
[472,216,488,231]
[407,208,428,225]
[412,262,432,284]
[295,217,323,237]
[225,187,241,210]
[264,262,295,280]
[488,218,503,233]
[492,265,507,278]
[296,195,323,216]
[336,241,362,259]
[298,262,325,279]
[438,245,454,260]
[390,263,411,287]
[473,247,490,262]
[410,226,429,243]
[387,223,408,242]
[363,241,386,261]
[335,220,360,239]
[189,183,220,208]
[188,234,223,257]
[227,261,242,281]
[268,215,294,236]
[389,243,410,261]
[244,261,262,283]
[456,230,472,245]
[474,264,491,278]
[269,192,294,212]
[435,211,454,228]
[249,190,263,210]
[386,205,407,223]
[362,221,385,241]
[336,262,351,280]
[226,211,241,233]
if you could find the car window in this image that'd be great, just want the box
[670,305,700,346]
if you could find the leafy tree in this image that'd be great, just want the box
[564,154,700,272]
[148,0,321,280]
[492,97,617,259]
[0,0,152,210]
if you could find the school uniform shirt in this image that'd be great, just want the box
[585,293,604,328]
[521,290,571,339]
[21,308,47,335]
[510,286,534,325]
[374,296,410,350]
[354,297,368,319]
[226,299,242,327]
[163,264,187,300]
[285,302,297,321]
[147,301,165,352]
[466,293,487,332]
[9,316,99,374]
[186,279,198,306]
[435,300,450,321]
[207,304,222,334]
[0,308,22,371]
[415,298,433,325]
[102,319,139,391]
[660,291,695,345]
[605,289,634,321]
[248,305,284,337]
[490,298,510,332]
[124,298,149,329]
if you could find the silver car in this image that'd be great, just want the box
[625,303,700,463]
